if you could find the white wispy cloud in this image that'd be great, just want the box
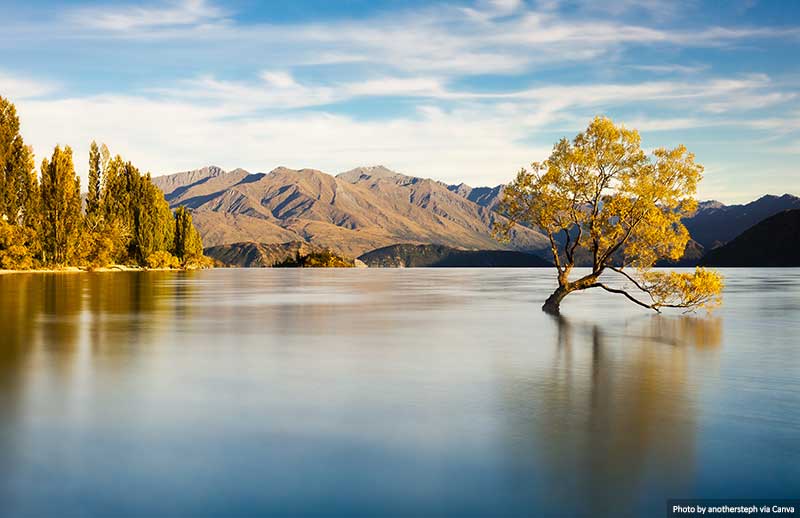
[0,72,57,99]
[153,72,449,112]
[631,64,710,74]
[152,70,793,120]
[68,0,227,31]
[13,93,549,189]
[57,0,800,78]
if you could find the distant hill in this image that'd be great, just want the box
[683,194,800,250]
[154,165,551,258]
[655,239,706,267]
[358,244,552,268]
[700,209,800,267]
[204,241,340,267]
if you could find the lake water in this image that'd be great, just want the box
[1,268,798,517]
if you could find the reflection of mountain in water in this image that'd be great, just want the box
[495,314,722,516]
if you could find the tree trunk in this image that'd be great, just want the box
[542,286,571,315]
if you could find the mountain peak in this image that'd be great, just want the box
[151,165,229,197]
[337,165,403,183]
[697,200,725,211]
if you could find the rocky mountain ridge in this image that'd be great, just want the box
[153,165,799,267]
[153,165,551,258]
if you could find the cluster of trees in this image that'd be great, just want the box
[276,249,355,268]
[0,95,207,270]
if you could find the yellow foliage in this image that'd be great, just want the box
[0,219,35,270]
[145,250,181,269]
[642,267,724,312]
[495,116,723,313]
[181,253,214,269]
[78,225,115,270]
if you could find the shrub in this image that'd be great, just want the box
[182,253,214,269]
[145,250,181,269]
[0,219,35,270]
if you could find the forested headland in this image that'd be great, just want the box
[0,95,208,271]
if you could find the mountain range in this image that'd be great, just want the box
[700,209,800,267]
[152,165,549,258]
[153,165,799,267]
[683,194,800,250]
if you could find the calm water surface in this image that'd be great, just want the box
[0,268,798,517]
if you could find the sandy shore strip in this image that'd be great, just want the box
[0,265,202,275]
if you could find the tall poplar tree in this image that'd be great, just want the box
[0,96,39,269]
[15,143,39,230]
[86,141,101,217]
[173,205,203,262]
[2,136,30,224]
[133,173,174,262]
[40,146,82,265]
[0,96,21,221]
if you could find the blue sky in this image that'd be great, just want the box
[1,0,799,202]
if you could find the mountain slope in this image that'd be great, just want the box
[683,194,800,250]
[151,165,227,202]
[156,165,551,258]
[447,183,504,210]
[447,184,799,264]
[204,241,356,267]
[358,244,552,267]
[700,209,800,267]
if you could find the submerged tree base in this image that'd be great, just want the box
[542,287,569,315]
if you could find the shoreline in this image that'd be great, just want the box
[0,265,204,275]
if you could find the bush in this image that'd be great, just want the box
[0,219,35,270]
[78,229,115,270]
[182,253,214,269]
[145,250,181,269]
[275,249,354,268]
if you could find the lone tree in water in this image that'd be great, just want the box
[495,117,723,315]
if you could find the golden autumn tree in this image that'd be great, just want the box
[495,117,723,314]
[40,146,82,265]
[173,205,204,265]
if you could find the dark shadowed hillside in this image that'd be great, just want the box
[358,244,552,267]
[700,209,800,267]
[204,241,326,267]
[683,194,800,250]
[655,239,706,267]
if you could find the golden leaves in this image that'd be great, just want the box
[642,268,725,311]
[494,116,724,312]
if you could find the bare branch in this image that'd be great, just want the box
[590,283,660,312]
[609,266,652,297]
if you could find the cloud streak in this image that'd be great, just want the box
[59,0,800,78]
[68,0,227,31]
